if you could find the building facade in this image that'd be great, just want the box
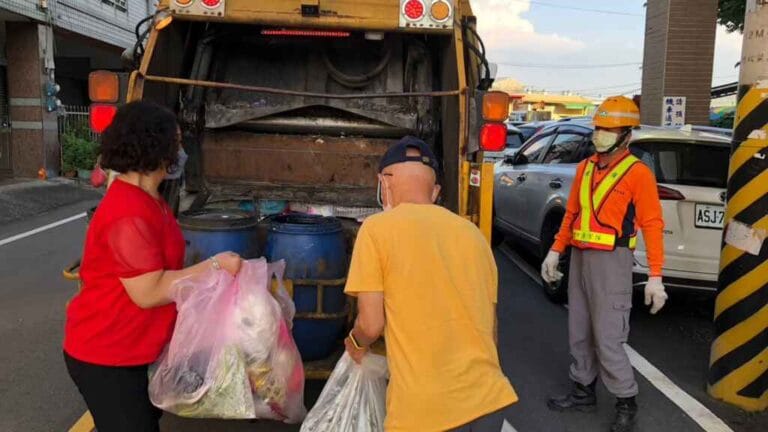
[0,0,154,178]
[640,0,718,127]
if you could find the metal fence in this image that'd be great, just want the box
[58,105,100,143]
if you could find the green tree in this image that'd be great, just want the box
[718,0,746,33]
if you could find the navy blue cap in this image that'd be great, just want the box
[379,136,440,174]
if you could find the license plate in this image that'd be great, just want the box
[695,204,725,229]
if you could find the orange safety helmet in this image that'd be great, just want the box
[593,96,640,129]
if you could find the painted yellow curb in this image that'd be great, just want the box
[68,411,95,432]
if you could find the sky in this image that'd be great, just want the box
[470,0,744,98]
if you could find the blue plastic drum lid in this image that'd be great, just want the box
[179,209,259,231]
[268,214,343,235]
[179,209,260,266]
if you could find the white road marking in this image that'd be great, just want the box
[625,345,734,432]
[0,212,86,247]
[500,244,544,285]
[498,243,734,432]
[501,419,518,432]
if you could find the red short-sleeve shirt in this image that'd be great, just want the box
[64,179,184,366]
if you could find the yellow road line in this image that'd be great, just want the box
[68,411,95,432]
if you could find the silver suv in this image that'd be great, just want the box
[493,122,731,302]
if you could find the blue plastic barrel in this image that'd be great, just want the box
[179,209,260,266]
[264,214,349,361]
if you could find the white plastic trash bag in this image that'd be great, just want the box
[300,353,388,432]
[149,259,306,422]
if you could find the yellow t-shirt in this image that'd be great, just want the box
[345,203,518,432]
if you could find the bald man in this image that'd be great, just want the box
[343,136,518,432]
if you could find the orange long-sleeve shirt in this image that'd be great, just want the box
[552,150,665,277]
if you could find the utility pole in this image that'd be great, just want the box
[708,0,767,412]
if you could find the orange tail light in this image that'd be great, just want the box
[482,91,510,122]
[89,71,119,104]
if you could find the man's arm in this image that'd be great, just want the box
[343,224,386,363]
[350,292,385,346]
[633,166,665,276]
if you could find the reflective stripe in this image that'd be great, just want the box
[593,155,640,209]
[579,162,595,234]
[573,230,616,247]
[574,155,640,250]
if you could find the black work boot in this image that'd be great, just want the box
[609,397,638,432]
[547,381,597,412]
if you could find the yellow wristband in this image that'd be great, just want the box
[348,331,365,350]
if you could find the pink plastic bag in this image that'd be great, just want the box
[149,259,306,422]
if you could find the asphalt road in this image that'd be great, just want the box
[0,182,765,432]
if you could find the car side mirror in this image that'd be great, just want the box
[510,153,527,165]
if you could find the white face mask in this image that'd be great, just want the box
[377,177,393,211]
[593,129,623,154]
[165,147,188,180]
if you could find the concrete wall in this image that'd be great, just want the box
[6,22,58,177]
[641,0,718,126]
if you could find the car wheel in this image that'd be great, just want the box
[542,218,569,304]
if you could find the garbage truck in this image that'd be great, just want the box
[71,0,507,378]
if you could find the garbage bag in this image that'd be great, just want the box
[300,353,388,432]
[149,258,306,422]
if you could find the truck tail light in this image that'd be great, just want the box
[658,185,685,200]
[480,123,507,152]
[430,0,452,22]
[403,0,425,21]
[89,71,119,104]
[174,0,193,5]
[201,0,222,8]
[90,104,118,134]
[483,91,510,122]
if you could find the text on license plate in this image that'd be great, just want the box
[695,204,725,229]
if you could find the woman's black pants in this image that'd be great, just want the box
[64,352,161,432]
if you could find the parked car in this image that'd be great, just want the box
[493,122,731,302]
[517,117,592,143]
[484,124,526,162]
[678,124,733,138]
[516,120,554,143]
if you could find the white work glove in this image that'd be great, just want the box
[541,251,563,283]
[644,276,668,314]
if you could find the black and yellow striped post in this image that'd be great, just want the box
[707,1,768,412]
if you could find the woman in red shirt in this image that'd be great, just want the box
[63,101,242,432]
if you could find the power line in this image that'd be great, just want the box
[497,61,641,69]
[548,82,641,93]
[509,0,644,17]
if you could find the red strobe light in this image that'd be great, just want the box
[403,0,425,21]
[480,123,507,152]
[261,29,351,38]
[201,0,222,8]
[90,104,118,134]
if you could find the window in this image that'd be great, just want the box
[519,133,555,164]
[631,141,730,188]
[542,133,586,164]
[506,131,524,149]
[102,0,127,12]
[518,126,538,142]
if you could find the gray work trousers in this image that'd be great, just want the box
[568,247,638,398]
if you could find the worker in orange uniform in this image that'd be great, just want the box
[541,96,667,432]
